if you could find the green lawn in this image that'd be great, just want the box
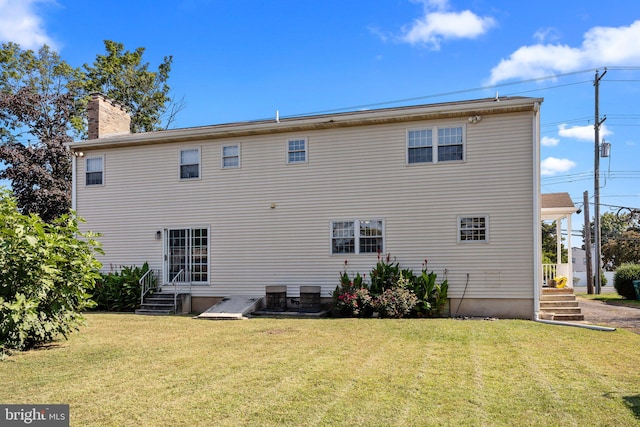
[2,314,640,426]
[576,290,640,308]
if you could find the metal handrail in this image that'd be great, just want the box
[139,269,157,305]
[170,269,188,313]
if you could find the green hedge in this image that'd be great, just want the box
[614,264,640,300]
[92,263,153,312]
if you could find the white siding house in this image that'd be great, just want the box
[69,95,544,319]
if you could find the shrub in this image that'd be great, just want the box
[411,266,449,317]
[614,264,640,300]
[373,274,418,319]
[333,268,373,317]
[92,263,153,311]
[0,190,102,352]
[369,253,401,295]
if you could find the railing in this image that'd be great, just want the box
[542,264,557,286]
[542,263,571,287]
[139,269,158,305]
[170,269,190,313]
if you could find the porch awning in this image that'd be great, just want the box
[541,192,577,221]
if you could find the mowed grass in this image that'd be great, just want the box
[576,290,640,308]
[2,314,640,426]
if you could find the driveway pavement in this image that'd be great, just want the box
[576,297,640,334]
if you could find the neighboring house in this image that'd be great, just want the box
[69,94,545,319]
[572,247,587,273]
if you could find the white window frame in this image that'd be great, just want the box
[179,147,201,180]
[287,138,308,164]
[407,125,466,164]
[221,144,240,169]
[457,215,489,243]
[330,219,384,255]
[85,156,104,186]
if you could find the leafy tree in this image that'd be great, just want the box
[0,41,178,220]
[587,211,640,270]
[542,221,567,264]
[81,40,177,133]
[0,190,102,353]
[0,43,80,221]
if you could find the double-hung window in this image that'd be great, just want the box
[458,216,488,242]
[85,156,104,186]
[407,129,432,163]
[222,145,240,168]
[287,138,307,164]
[180,148,200,179]
[331,220,383,254]
[407,126,464,164]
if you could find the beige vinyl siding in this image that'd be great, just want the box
[76,110,536,300]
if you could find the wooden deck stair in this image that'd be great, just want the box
[539,288,584,321]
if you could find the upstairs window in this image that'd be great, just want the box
[331,220,383,254]
[85,156,103,186]
[458,216,488,242]
[287,138,307,164]
[438,126,464,161]
[180,148,200,179]
[222,145,240,168]
[407,126,465,164]
[407,129,432,163]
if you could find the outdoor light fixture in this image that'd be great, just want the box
[74,151,84,157]
[155,230,162,240]
[468,115,482,124]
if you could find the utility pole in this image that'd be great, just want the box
[594,68,607,295]
[583,191,593,294]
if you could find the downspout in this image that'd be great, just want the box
[535,318,616,332]
[532,102,541,320]
[71,152,77,211]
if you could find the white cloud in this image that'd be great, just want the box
[558,123,612,141]
[533,27,561,44]
[541,136,560,147]
[488,20,640,84]
[401,1,496,49]
[0,0,57,50]
[541,157,576,176]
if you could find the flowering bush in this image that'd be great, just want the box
[373,274,418,319]
[333,261,374,317]
[332,256,447,318]
[334,287,374,318]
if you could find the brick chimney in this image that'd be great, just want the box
[87,93,131,139]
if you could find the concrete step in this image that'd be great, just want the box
[547,313,585,321]
[539,307,582,314]
[135,308,173,315]
[540,301,579,308]
[542,288,574,295]
[540,294,577,302]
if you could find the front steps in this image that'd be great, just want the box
[135,292,175,315]
[539,288,584,321]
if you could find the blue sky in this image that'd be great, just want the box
[1,0,640,240]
